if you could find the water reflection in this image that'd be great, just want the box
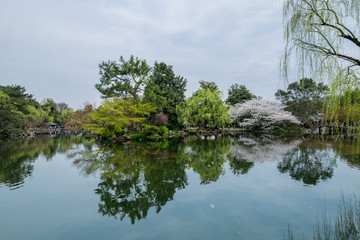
[2,133,360,225]
[229,134,303,163]
[277,145,336,185]
[183,136,231,184]
[0,135,86,190]
[72,139,188,224]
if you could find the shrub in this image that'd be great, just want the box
[131,134,145,141]
[143,125,160,136]
[147,133,162,141]
[158,126,168,136]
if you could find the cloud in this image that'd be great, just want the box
[0,0,284,108]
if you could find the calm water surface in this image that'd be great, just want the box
[0,134,359,240]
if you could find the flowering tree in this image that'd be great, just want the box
[229,99,300,130]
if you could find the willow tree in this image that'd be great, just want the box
[282,0,360,124]
[177,88,230,128]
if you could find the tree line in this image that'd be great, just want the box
[0,56,348,140]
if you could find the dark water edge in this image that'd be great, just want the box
[0,134,360,239]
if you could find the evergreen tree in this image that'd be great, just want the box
[226,84,255,106]
[144,62,187,129]
[96,55,151,99]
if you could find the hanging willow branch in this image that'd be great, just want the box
[282,0,360,125]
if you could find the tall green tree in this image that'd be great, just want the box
[0,85,39,115]
[41,98,60,123]
[226,83,255,106]
[0,85,43,136]
[177,85,230,128]
[95,56,151,99]
[275,78,329,123]
[144,62,187,129]
[282,0,360,122]
[198,80,219,92]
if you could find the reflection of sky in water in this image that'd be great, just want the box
[0,135,360,239]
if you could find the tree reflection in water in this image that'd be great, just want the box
[278,146,336,185]
[0,135,87,190]
[72,139,188,224]
[278,136,360,186]
[183,136,231,184]
[69,134,360,223]
[71,136,256,223]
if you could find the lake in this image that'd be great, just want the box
[0,134,359,240]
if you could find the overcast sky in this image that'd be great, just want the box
[1,0,286,109]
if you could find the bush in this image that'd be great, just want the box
[131,134,145,141]
[101,124,125,139]
[158,126,168,136]
[143,125,160,136]
[147,133,162,141]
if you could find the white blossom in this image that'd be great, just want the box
[229,99,301,129]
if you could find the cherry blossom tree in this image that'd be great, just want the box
[229,99,300,130]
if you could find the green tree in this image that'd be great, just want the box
[0,85,43,136]
[84,98,156,138]
[282,0,360,123]
[178,85,230,128]
[199,80,219,92]
[144,62,187,129]
[0,85,39,112]
[95,56,151,99]
[226,83,255,106]
[41,98,60,123]
[275,78,329,123]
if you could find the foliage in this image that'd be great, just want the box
[275,78,329,123]
[229,99,300,130]
[282,0,360,123]
[158,126,168,137]
[40,98,74,125]
[25,105,47,127]
[142,125,160,136]
[226,83,256,106]
[140,125,168,138]
[69,103,96,128]
[95,55,151,99]
[0,85,44,136]
[177,88,230,128]
[130,134,146,141]
[199,80,219,92]
[326,75,360,123]
[84,98,156,138]
[41,98,60,123]
[143,62,187,129]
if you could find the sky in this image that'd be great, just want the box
[0,0,286,109]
